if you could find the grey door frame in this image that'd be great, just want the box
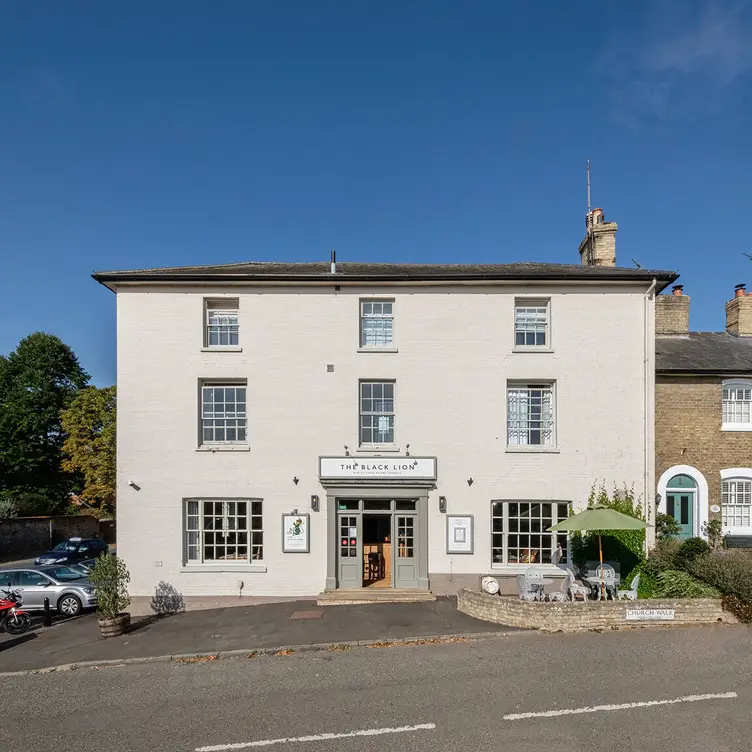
[324,485,430,591]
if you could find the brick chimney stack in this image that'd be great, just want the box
[655,285,690,336]
[725,284,752,337]
[578,208,617,267]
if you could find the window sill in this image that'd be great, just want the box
[356,445,401,453]
[180,564,266,574]
[721,424,752,432]
[505,446,560,454]
[201,346,243,353]
[357,347,399,353]
[490,563,566,575]
[196,445,251,452]
[512,347,554,354]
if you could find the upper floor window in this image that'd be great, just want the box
[722,478,752,529]
[722,380,752,431]
[360,300,394,348]
[514,299,549,348]
[360,380,395,446]
[205,299,239,347]
[201,382,247,444]
[507,383,555,447]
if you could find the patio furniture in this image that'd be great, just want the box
[517,574,540,602]
[548,576,569,602]
[594,564,618,600]
[565,572,590,602]
[617,573,640,601]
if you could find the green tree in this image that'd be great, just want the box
[60,386,116,516]
[0,332,89,516]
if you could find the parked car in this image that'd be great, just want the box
[0,566,97,617]
[70,558,97,575]
[34,537,108,566]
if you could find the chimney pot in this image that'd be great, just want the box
[672,285,684,297]
[735,283,746,298]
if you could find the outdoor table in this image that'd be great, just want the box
[529,577,554,600]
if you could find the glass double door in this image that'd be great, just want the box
[337,499,418,590]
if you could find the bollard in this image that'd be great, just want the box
[43,597,52,627]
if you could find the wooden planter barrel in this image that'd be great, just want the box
[98,613,130,638]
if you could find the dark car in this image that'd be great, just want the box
[34,537,108,566]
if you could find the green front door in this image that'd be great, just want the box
[666,474,697,540]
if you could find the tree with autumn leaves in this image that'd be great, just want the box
[0,332,115,518]
[61,385,116,518]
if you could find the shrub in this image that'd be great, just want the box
[87,553,131,619]
[675,538,710,568]
[702,519,726,551]
[642,539,681,577]
[687,551,752,604]
[656,512,681,540]
[721,595,752,624]
[655,570,721,599]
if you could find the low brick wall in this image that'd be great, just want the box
[457,588,736,632]
[0,515,100,560]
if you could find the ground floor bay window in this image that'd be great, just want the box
[492,501,570,565]
[185,499,263,564]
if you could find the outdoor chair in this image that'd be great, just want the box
[548,576,568,602]
[617,573,640,601]
[517,574,541,602]
[565,572,590,602]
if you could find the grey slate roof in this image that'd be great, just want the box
[656,332,752,374]
[93,260,677,286]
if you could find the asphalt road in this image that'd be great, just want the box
[3,626,751,752]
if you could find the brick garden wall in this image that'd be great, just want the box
[0,516,100,560]
[457,589,735,632]
[656,375,752,513]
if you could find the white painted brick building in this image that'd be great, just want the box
[95,232,675,600]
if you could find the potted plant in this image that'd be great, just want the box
[87,553,131,638]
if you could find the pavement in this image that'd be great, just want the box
[3,624,750,751]
[0,596,517,673]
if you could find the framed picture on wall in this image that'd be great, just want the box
[447,515,473,554]
[282,513,309,553]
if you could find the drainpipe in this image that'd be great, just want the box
[644,278,657,553]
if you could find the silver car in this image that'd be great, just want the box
[0,566,97,617]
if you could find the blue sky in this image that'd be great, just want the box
[1,1,751,385]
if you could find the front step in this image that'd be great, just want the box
[316,589,436,606]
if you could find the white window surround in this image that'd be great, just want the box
[200,381,248,446]
[513,298,552,351]
[506,382,556,449]
[359,299,395,349]
[204,298,240,349]
[720,468,752,535]
[722,379,752,431]
[656,465,708,539]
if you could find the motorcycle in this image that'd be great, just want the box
[0,588,32,635]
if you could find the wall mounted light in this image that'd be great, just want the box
[405,444,411,457]
[467,478,474,487]
[654,493,661,506]
[311,495,320,512]
[344,445,350,457]
[438,496,447,513]
[293,476,299,485]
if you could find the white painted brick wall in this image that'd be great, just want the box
[115,282,653,596]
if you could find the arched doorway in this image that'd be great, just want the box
[666,474,697,540]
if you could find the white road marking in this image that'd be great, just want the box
[504,691,738,721]
[195,722,436,751]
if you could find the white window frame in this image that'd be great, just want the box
[203,298,241,350]
[513,298,551,351]
[184,498,263,566]
[200,381,248,446]
[491,500,571,568]
[359,380,396,448]
[721,469,752,535]
[359,299,395,350]
[722,379,752,431]
[506,382,556,450]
